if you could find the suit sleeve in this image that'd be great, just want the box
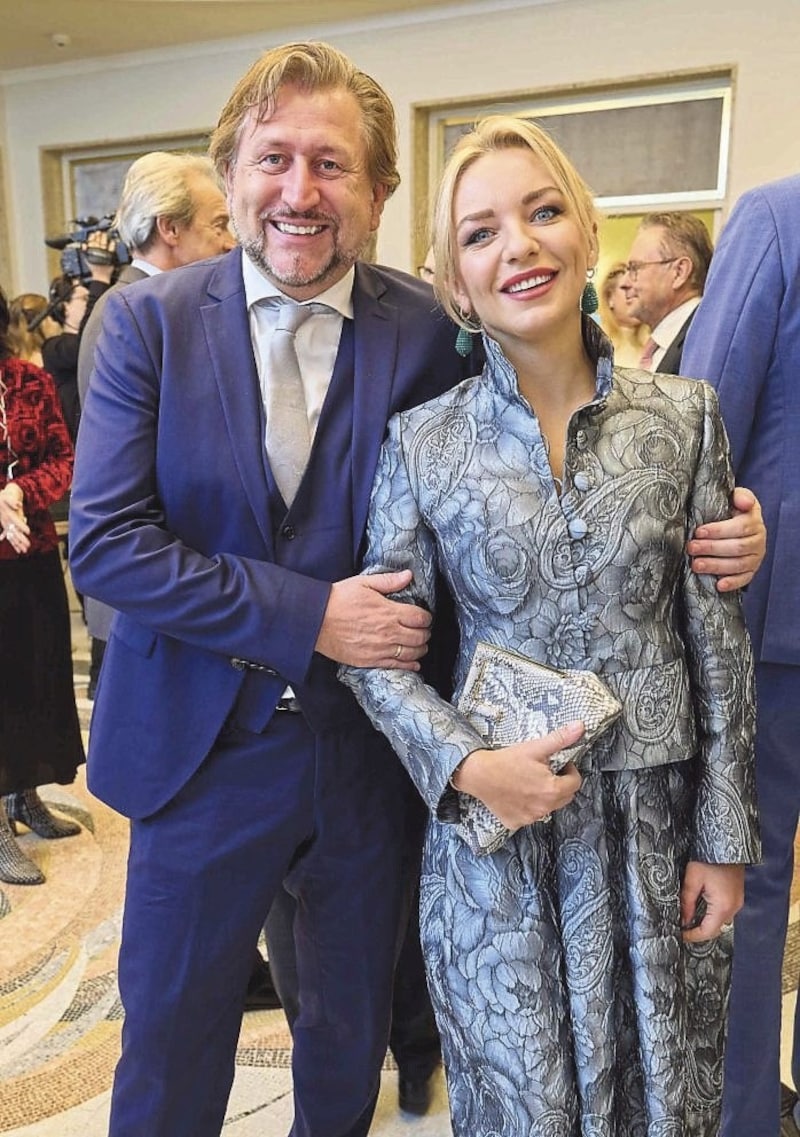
[69,289,330,685]
[77,287,110,407]
[678,381,760,864]
[340,415,486,816]
[681,188,781,470]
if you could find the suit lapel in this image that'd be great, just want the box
[660,310,696,375]
[350,264,399,560]
[201,252,274,552]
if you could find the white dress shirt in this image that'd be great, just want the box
[242,250,354,443]
[130,256,162,276]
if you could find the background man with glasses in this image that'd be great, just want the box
[620,211,713,373]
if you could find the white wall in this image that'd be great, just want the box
[0,83,15,287]
[1,0,798,292]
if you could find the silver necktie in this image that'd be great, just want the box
[263,301,314,506]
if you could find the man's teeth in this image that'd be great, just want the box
[508,273,552,293]
[275,221,324,235]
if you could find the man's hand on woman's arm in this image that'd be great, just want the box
[687,486,766,592]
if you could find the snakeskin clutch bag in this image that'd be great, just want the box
[455,641,623,855]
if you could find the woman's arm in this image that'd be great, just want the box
[679,382,760,868]
[340,415,582,826]
[9,364,74,513]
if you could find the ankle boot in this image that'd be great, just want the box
[4,788,81,839]
[0,800,45,884]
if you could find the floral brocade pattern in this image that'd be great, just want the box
[341,335,759,1136]
[422,766,734,1137]
[0,355,74,559]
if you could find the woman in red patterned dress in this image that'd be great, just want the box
[0,284,85,885]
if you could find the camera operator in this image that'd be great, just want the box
[41,231,116,443]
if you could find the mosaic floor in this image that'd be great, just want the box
[0,753,451,1135]
[0,565,796,1135]
[0,578,453,1137]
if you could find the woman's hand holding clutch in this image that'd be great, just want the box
[450,721,585,830]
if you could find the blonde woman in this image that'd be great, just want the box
[598,262,649,366]
[342,116,760,1136]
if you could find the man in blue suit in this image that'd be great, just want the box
[69,41,767,1137]
[682,174,800,1137]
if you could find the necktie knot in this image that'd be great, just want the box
[274,300,314,336]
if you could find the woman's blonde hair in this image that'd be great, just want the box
[598,262,627,335]
[431,115,598,328]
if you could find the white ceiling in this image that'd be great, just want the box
[0,0,476,75]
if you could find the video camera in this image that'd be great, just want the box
[45,215,130,281]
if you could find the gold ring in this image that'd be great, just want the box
[393,643,403,660]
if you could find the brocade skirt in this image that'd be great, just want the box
[421,760,732,1137]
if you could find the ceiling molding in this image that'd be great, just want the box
[0,0,552,87]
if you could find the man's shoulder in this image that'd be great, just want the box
[355,261,459,346]
[742,173,800,209]
[118,251,240,308]
[726,175,800,242]
[115,264,149,286]
[355,261,440,311]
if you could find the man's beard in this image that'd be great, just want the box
[233,212,365,292]
[240,236,347,290]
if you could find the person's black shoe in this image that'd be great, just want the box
[243,953,282,1012]
[398,1074,433,1116]
[781,1083,800,1137]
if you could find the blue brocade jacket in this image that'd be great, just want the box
[341,334,760,866]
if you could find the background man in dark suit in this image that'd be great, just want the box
[620,211,713,374]
[682,174,800,1137]
[77,150,235,698]
[69,42,767,1137]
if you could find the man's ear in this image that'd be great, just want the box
[672,255,694,290]
[155,214,180,248]
[369,183,390,231]
[224,162,235,205]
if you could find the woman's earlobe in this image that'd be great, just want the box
[452,281,471,315]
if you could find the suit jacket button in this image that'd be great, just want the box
[281,524,296,540]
